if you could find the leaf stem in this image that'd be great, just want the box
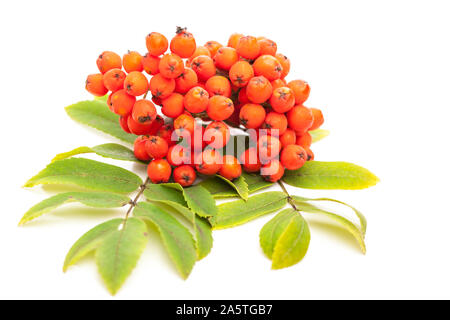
[277,180,300,212]
[125,177,150,220]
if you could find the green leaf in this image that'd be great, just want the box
[210,191,288,229]
[310,129,330,143]
[96,217,148,295]
[143,185,213,260]
[283,161,379,190]
[293,196,367,236]
[215,175,249,200]
[65,99,136,144]
[162,183,217,218]
[292,197,366,254]
[52,143,140,162]
[24,158,142,194]
[260,209,296,259]
[134,202,196,279]
[19,192,130,225]
[63,218,123,272]
[269,210,310,270]
[200,172,272,199]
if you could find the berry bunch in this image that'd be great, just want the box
[85,28,324,186]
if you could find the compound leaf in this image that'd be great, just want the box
[210,191,287,229]
[53,143,139,162]
[283,161,379,190]
[63,218,123,272]
[24,158,142,194]
[134,202,196,279]
[96,218,148,295]
[65,99,136,144]
[19,192,130,225]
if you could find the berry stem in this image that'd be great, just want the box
[125,177,150,220]
[277,180,300,212]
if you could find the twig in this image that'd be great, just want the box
[125,177,150,220]
[277,180,299,212]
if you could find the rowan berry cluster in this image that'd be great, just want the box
[85,28,324,186]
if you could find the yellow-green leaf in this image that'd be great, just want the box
[65,99,136,144]
[63,218,123,272]
[271,211,310,270]
[215,175,249,200]
[210,191,287,229]
[292,197,366,253]
[260,209,296,259]
[134,202,196,279]
[283,161,379,190]
[310,129,330,143]
[96,218,148,295]
[24,158,142,194]
[19,192,130,225]
[52,143,140,162]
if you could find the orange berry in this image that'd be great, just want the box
[287,105,314,133]
[170,27,196,58]
[205,75,231,97]
[123,51,143,73]
[227,33,244,49]
[188,46,211,65]
[195,149,223,175]
[309,108,324,130]
[110,89,136,116]
[167,145,192,166]
[103,68,126,92]
[236,36,260,60]
[271,78,287,90]
[159,53,184,79]
[147,159,172,184]
[261,159,284,182]
[134,136,151,161]
[157,123,176,146]
[145,135,169,159]
[190,55,216,81]
[288,80,310,104]
[239,147,261,173]
[175,67,198,93]
[204,121,230,149]
[258,135,281,163]
[124,71,148,96]
[263,112,288,136]
[119,115,131,134]
[246,76,272,103]
[96,51,121,74]
[161,93,184,118]
[183,86,209,113]
[146,32,168,56]
[253,55,283,81]
[258,38,277,56]
[279,129,296,148]
[207,95,234,121]
[304,147,315,161]
[275,53,291,78]
[173,165,197,187]
[127,115,153,135]
[229,61,254,87]
[270,87,295,113]
[132,99,157,124]
[86,73,108,97]
[174,113,196,137]
[204,41,223,57]
[213,47,239,71]
[239,103,266,129]
[296,132,312,148]
[142,54,160,75]
[219,155,242,180]
[149,73,175,99]
[280,144,307,170]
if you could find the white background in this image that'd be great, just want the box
[1,0,449,299]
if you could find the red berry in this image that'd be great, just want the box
[173,165,197,187]
[132,99,157,124]
[145,136,169,159]
[134,136,151,161]
[261,159,284,182]
[147,159,172,183]
[204,121,230,149]
[219,155,242,180]
[239,147,261,173]
[280,144,307,170]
